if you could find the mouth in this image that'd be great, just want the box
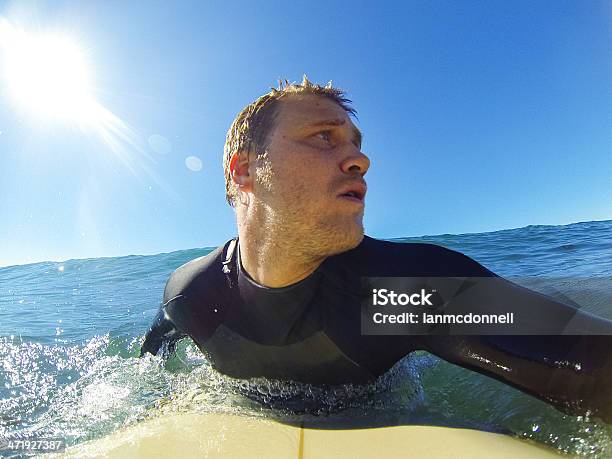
[338,183,367,204]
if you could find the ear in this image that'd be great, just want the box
[229,151,253,193]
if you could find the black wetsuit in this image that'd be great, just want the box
[141,236,612,422]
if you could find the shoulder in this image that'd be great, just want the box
[163,239,234,304]
[160,239,237,343]
[334,235,496,277]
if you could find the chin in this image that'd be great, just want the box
[326,221,365,255]
[345,224,365,247]
[303,211,365,257]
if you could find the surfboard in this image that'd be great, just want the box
[55,412,564,458]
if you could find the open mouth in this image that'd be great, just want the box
[338,185,366,204]
[340,191,363,200]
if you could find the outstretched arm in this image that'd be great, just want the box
[423,333,612,422]
[418,274,612,423]
[410,246,612,422]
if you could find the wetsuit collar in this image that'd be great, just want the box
[235,238,323,292]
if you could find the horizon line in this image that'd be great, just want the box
[1,217,610,270]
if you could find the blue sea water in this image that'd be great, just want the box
[1,219,611,457]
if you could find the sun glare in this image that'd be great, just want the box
[0,17,174,194]
[0,20,96,122]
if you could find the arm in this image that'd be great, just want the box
[410,246,612,421]
[423,333,612,423]
[140,303,186,357]
[139,243,230,360]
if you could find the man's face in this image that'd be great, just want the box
[252,94,370,256]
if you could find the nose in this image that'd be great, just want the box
[340,148,370,177]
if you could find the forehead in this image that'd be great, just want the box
[274,94,353,132]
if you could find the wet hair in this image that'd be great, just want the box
[223,75,356,207]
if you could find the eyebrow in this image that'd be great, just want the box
[305,118,363,148]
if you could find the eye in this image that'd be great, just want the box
[314,130,332,144]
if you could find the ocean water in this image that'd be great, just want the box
[1,219,612,457]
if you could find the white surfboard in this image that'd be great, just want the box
[55,412,563,458]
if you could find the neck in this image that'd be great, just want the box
[236,204,326,288]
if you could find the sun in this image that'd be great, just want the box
[0,17,171,191]
[0,20,96,122]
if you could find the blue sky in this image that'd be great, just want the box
[0,0,611,267]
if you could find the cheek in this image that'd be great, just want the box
[285,163,331,198]
[263,142,336,199]
[254,159,274,191]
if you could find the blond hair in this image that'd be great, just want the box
[223,76,356,207]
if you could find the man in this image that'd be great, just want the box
[141,77,612,422]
